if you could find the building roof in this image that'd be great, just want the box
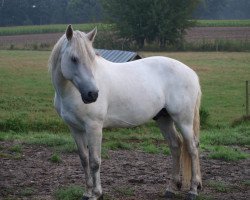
[95,49,141,63]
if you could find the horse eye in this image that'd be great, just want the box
[71,56,78,63]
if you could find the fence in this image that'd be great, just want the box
[246,81,249,116]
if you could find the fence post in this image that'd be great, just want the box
[246,81,249,116]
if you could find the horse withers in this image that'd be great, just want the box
[49,25,202,200]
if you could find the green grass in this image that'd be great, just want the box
[54,185,85,200]
[20,187,35,197]
[0,50,249,161]
[114,187,134,196]
[49,153,62,163]
[195,19,250,27]
[207,181,231,193]
[206,146,249,161]
[0,20,249,37]
[0,23,113,36]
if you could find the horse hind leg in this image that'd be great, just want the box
[177,121,202,200]
[156,113,183,198]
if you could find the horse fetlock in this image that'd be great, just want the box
[88,193,103,200]
[97,194,104,200]
[92,187,102,198]
[165,190,176,199]
[176,181,182,190]
[185,192,198,200]
[191,177,202,191]
[81,196,90,200]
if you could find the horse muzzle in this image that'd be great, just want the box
[81,90,99,104]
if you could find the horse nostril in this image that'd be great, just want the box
[88,91,98,101]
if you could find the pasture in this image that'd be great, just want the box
[0,20,250,37]
[0,50,249,200]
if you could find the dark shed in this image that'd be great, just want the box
[95,49,142,63]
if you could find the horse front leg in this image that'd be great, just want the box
[70,127,93,199]
[85,122,103,200]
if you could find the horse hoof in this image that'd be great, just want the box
[197,182,202,190]
[165,190,175,199]
[98,194,104,200]
[185,193,197,200]
[81,196,89,200]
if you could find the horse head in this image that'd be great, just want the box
[61,25,99,104]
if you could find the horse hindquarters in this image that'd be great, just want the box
[158,89,202,199]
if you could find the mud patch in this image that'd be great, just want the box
[0,141,249,200]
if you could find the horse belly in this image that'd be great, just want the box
[104,94,165,128]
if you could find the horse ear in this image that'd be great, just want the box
[87,27,97,42]
[66,24,73,41]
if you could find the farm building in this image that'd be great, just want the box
[95,49,142,63]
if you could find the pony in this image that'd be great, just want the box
[49,25,202,200]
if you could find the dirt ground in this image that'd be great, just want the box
[0,141,249,200]
[0,27,250,48]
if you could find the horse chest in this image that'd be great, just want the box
[55,97,85,129]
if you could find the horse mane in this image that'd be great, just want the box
[48,31,96,74]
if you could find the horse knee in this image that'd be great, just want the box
[90,157,101,172]
[79,153,89,168]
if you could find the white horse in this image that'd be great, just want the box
[49,25,202,200]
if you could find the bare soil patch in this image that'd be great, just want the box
[1,141,249,200]
[185,27,250,42]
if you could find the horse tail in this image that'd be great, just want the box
[181,88,201,189]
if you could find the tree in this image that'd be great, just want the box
[193,0,228,19]
[67,0,103,23]
[101,0,200,48]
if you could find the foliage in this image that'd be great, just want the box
[194,0,250,20]
[0,0,103,26]
[101,0,200,48]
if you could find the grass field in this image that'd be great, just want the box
[0,50,249,200]
[0,51,249,129]
[0,20,250,36]
[195,19,250,27]
[0,50,249,158]
[0,23,112,36]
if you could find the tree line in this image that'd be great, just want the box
[0,0,103,26]
[1,0,250,27]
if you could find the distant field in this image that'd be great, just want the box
[0,23,112,36]
[0,20,250,36]
[195,19,250,27]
